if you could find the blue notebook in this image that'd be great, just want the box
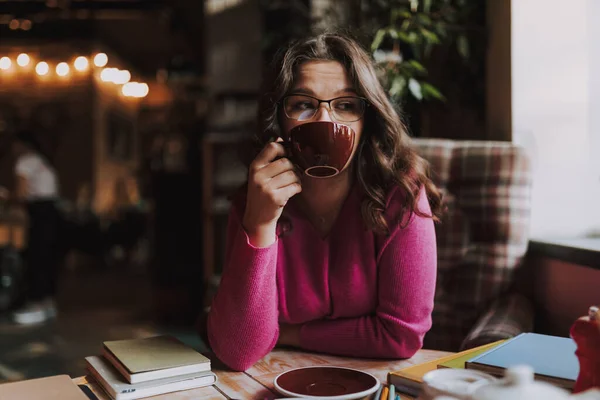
[465,332,579,389]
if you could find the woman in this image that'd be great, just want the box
[11,130,61,325]
[207,33,442,371]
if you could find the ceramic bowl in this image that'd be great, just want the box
[273,366,380,399]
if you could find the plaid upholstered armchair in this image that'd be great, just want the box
[413,138,534,352]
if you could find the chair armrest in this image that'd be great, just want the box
[460,293,534,350]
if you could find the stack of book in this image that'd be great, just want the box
[388,333,580,397]
[85,335,217,400]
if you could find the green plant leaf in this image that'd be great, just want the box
[397,62,415,78]
[423,0,432,13]
[421,28,440,44]
[371,29,386,51]
[421,82,446,101]
[390,75,407,97]
[434,22,447,37]
[392,8,412,23]
[398,31,413,43]
[400,10,412,19]
[408,60,427,73]
[388,28,399,39]
[457,34,470,59]
[417,13,432,25]
[401,19,411,31]
[408,78,423,100]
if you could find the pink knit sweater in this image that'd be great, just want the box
[207,185,437,371]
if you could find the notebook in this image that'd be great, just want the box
[387,341,505,396]
[102,335,211,384]
[437,340,506,369]
[0,375,89,400]
[86,356,217,400]
[465,332,579,389]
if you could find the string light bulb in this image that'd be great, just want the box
[138,83,149,97]
[17,53,30,67]
[0,57,12,70]
[21,20,32,31]
[94,53,108,67]
[122,82,135,96]
[122,82,149,98]
[113,70,131,84]
[100,67,120,82]
[56,62,69,76]
[36,61,49,76]
[74,56,89,71]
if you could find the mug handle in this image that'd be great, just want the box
[275,137,303,175]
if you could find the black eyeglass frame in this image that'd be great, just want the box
[279,94,370,123]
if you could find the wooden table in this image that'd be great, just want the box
[74,348,452,399]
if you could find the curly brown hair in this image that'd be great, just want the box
[254,32,443,234]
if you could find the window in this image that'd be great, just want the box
[512,0,600,238]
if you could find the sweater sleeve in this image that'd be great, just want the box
[206,201,280,371]
[298,187,437,359]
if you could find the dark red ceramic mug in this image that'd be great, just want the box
[287,121,356,178]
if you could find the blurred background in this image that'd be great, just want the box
[0,0,598,382]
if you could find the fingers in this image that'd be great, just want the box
[276,182,302,205]
[269,170,300,189]
[251,142,286,172]
[251,167,300,201]
[263,157,296,178]
[266,182,302,208]
[247,140,300,208]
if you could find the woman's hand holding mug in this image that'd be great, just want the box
[243,140,302,247]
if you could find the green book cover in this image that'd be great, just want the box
[437,340,506,370]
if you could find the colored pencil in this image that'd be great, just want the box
[388,383,395,400]
[380,386,389,400]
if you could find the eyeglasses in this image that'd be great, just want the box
[281,94,368,123]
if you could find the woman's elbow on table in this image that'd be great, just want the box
[208,337,260,372]
[207,326,278,371]
[379,319,427,360]
[385,335,423,360]
[214,352,257,372]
